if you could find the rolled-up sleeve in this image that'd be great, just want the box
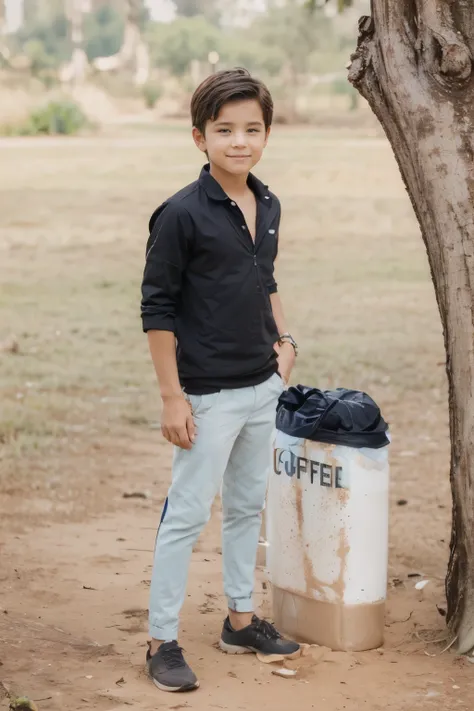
[141,201,193,333]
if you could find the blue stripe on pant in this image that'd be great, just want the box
[160,497,169,526]
[153,496,169,552]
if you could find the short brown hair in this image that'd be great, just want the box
[191,68,273,134]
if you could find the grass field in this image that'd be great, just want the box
[0,126,447,479]
[1,126,450,530]
[1,125,466,711]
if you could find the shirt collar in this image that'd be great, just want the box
[199,164,271,205]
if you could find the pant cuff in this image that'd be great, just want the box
[227,597,254,613]
[149,621,179,642]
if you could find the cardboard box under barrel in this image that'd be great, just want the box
[266,432,390,652]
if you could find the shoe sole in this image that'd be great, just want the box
[219,640,300,657]
[219,640,257,655]
[151,677,200,693]
[146,664,199,693]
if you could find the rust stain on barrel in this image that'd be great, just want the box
[295,440,351,601]
[295,480,304,530]
[294,476,329,598]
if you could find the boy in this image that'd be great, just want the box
[141,68,299,693]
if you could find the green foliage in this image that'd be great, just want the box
[250,3,333,76]
[148,16,221,76]
[335,0,354,10]
[83,5,125,61]
[219,33,284,77]
[2,99,90,137]
[307,0,353,10]
[14,5,70,68]
[16,2,126,65]
[11,0,359,98]
[23,38,57,76]
[14,0,142,67]
[174,0,220,23]
[147,2,341,80]
[142,82,163,109]
[24,100,89,135]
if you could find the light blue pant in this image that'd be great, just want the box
[149,373,284,641]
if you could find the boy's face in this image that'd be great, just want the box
[193,98,270,176]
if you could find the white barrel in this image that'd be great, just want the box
[266,430,389,651]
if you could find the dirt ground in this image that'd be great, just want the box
[1,126,473,710]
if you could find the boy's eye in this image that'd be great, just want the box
[248,128,260,133]
[218,128,230,134]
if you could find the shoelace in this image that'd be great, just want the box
[161,644,186,669]
[253,617,281,640]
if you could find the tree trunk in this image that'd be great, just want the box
[349,0,474,654]
[0,0,9,64]
[92,0,149,86]
[60,0,88,84]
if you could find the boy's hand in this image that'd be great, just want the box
[277,341,296,386]
[161,395,196,450]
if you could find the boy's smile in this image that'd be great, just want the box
[193,98,270,178]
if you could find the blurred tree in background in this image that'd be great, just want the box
[307,0,353,10]
[147,15,220,76]
[13,0,150,67]
[174,0,220,23]
[146,0,336,79]
[252,1,331,78]
[84,4,124,60]
[1,0,366,121]
[15,0,70,70]
[9,0,358,78]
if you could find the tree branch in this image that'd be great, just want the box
[416,0,472,84]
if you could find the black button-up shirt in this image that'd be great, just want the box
[141,164,280,394]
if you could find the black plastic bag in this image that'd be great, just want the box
[276,386,389,449]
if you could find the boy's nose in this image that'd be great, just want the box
[231,133,247,147]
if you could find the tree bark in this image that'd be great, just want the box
[349,0,474,654]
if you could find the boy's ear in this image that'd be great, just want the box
[264,126,271,146]
[192,126,207,154]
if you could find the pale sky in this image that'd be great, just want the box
[146,0,176,23]
[5,0,23,32]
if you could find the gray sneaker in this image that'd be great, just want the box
[146,641,199,692]
[220,615,300,656]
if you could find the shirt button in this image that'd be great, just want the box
[241,225,246,230]
[230,201,236,206]
[265,196,270,200]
